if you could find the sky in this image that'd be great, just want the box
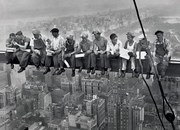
[0,0,178,20]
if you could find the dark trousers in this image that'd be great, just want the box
[6,52,15,64]
[106,54,120,69]
[45,53,62,68]
[78,53,96,69]
[154,56,169,75]
[136,58,151,74]
[16,51,31,68]
[95,53,107,69]
[63,53,76,69]
[31,50,46,67]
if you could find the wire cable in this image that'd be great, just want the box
[132,0,175,129]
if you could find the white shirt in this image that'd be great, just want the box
[106,39,123,55]
[30,35,47,47]
[51,35,65,51]
[127,41,136,52]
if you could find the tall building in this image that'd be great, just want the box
[81,78,108,96]
[129,96,145,130]
[38,92,52,110]
[117,104,130,130]
[53,103,65,119]
[107,90,117,130]
[0,87,14,108]
[10,66,26,89]
[84,95,106,129]
[61,76,71,92]
[0,71,8,88]
[95,98,106,129]
[51,88,70,105]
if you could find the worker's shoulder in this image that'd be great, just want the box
[23,36,31,42]
[6,38,12,43]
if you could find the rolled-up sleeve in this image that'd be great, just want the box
[151,41,156,57]
[59,38,66,51]
[166,40,172,57]
[106,43,110,52]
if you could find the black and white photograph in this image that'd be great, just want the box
[0,0,180,130]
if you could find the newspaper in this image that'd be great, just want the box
[136,51,147,60]
[120,48,130,60]
[75,53,85,58]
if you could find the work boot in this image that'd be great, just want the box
[160,71,166,78]
[11,64,14,69]
[101,69,105,75]
[56,68,65,75]
[36,66,40,70]
[71,69,75,77]
[87,68,91,74]
[135,72,140,78]
[78,67,83,73]
[52,68,59,75]
[132,70,136,78]
[146,73,151,79]
[91,67,96,75]
[43,67,50,75]
[18,67,25,73]
[120,70,125,78]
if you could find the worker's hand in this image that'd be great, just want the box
[107,52,111,58]
[13,42,18,46]
[128,52,134,57]
[115,51,119,56]
[99,50,105,54]
[145,55,149,59]
[94,51,99,55]
[46,39,51,44]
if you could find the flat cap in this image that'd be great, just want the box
[50,28,59,33]
[138,34,147,39]
[66,31,74,38]
[92,29,101,35]
[80,31,89,38]
[16,31,23,36]
[32,29,41,35]
[126,32,135,38]
[9,33,16,37]
[155,30,164,35]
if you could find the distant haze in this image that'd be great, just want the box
[0,0,178,21]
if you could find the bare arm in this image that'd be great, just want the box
[166,40,172,58]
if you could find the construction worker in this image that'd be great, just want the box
[135,35,151,79]
[62,32,78,77]
[76,31,95,74]
[30,29,46,70]
[121,32,137,78]
[43,27,65,75]
[13,31,31,73]
[93,30,108,75]
[5,33,16,69]
[152,30,172,78]
[106,33,123,75]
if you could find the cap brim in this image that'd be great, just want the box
[50,29,59,32]
[155,31,164,35]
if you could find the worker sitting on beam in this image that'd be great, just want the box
[14,31,31,73]
[62,31,78,77]
[5,33,17,69]
[106,33,123,77]
[152,30,172,78]
[76,31,96,74]
[135,35,151,79]
[93,30,108,76]
[43,26,66,75]
[121,32,137,78]
[30,29,46,70]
